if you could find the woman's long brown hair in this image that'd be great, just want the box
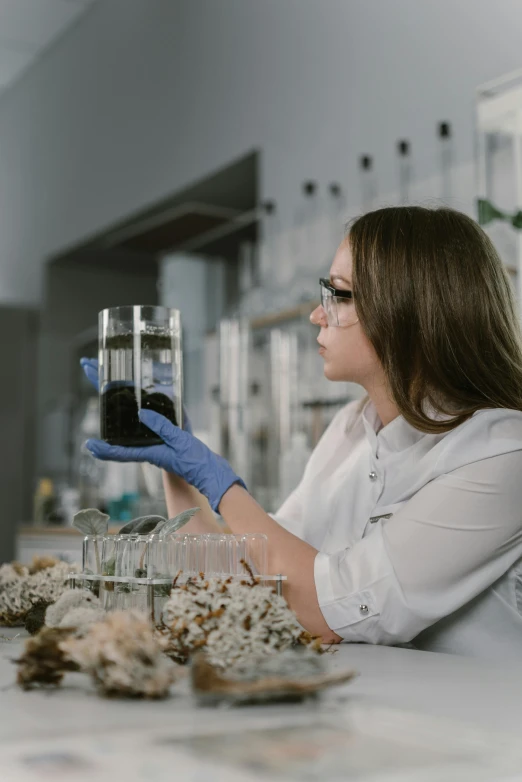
[349,206,522,433]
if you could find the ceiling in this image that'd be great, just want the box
[0,0,96,94]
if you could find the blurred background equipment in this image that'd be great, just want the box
[476,69,522,307]
[397,140,412,204]
[438,122,453,203]
[359,155,377,213]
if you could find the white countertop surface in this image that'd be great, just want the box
[2,628,522,781]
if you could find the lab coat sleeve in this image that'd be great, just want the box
[314,451,522,644]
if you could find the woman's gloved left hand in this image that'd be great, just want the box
[86,409,246,512]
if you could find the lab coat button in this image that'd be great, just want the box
[369,471,377,481]
[359,604,369,615]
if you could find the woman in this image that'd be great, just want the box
[84,206,522,659]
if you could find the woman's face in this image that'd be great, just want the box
[310,239,383,386]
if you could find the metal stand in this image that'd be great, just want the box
[68,572,288,624]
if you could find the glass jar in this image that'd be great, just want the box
[99,305,183,446]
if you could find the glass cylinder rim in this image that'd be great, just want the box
[165,532,268,541]
[98,305,181,321]
[115,533,151,542]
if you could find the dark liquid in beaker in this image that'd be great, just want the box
[100,333,178,446]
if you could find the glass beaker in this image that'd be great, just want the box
[99,305,183,446]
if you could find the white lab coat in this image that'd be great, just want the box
[273,399,522,659]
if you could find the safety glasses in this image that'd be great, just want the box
[319,278,359,327]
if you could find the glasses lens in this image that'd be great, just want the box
[319,281,358,327]
[321,280,359,327]
[320,283,337,325]
[332,294,357,327]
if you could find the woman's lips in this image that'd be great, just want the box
[318,344,326,355]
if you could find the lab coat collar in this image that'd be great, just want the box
[362,399,426,455]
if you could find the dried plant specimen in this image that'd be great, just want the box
[15,627,80,689]
[9,563,27,577]
[59,606,105,631]
[0,561,79,627]
[0,563,27,587]
[159,573,320,668]
[45,590,102,628]
[192,649,356,705]
[28,556,60,574]
[24,600,53,635]
[61,610,178,699]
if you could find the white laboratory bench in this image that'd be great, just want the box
[1,627,522,781]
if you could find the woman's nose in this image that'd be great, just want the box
[310,305,327,327]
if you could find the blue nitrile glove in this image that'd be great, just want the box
[86,409,245,512]
[80,357,193,434]
[80,357,100,391]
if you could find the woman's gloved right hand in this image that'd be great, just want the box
[81,356,246,511]
[86,409,245,512]
[80,357,193,435]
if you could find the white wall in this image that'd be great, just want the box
[2,0,522,304]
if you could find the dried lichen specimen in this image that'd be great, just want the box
[0,561,79,627]
[28,556,60,574]
[61,610,178,699]
[192,649,356,705]
[0,565,27,626]
[24,600,53,635]
[9,563,27,577]
[0,563,27,587]
[59,606,105,631]
[45,590,102,628]
[15,627,80,689]
[159,573,320,667]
